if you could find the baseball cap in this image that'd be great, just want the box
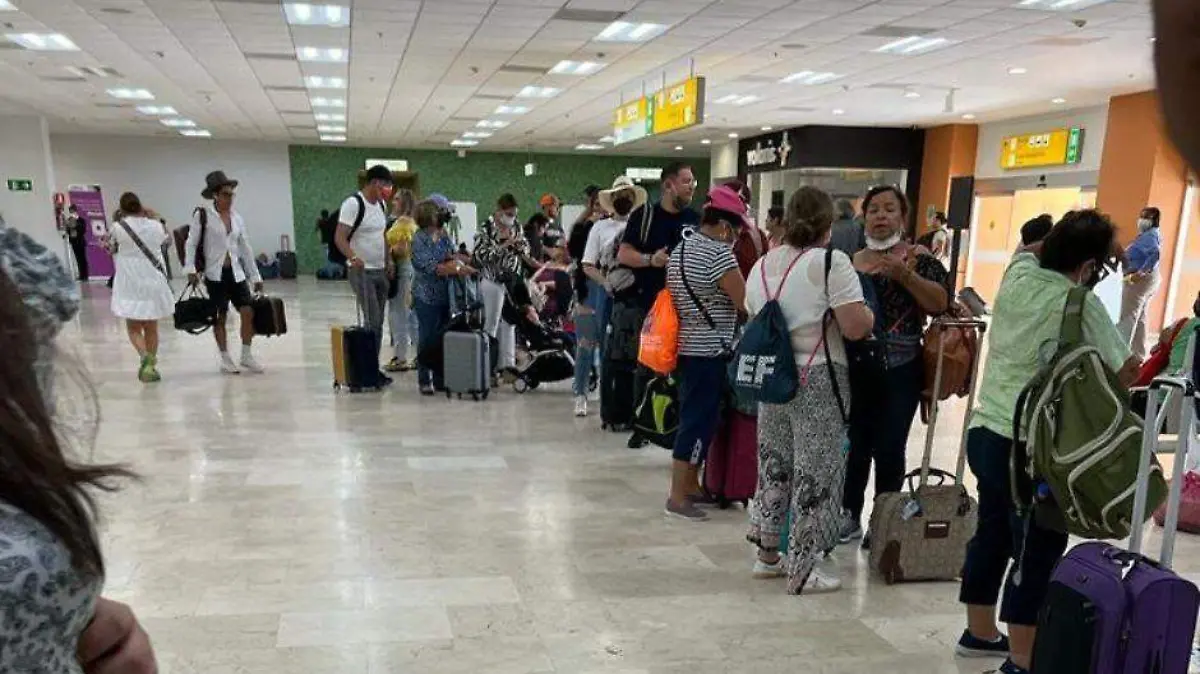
[426,193,455,213]
[365,164,394,185]
[539,193,559,208]
[705,184,751,228]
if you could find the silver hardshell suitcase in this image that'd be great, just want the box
[444,330,490,401]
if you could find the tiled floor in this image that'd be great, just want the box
[59,278,1199,674]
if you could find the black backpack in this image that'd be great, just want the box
[327,194,381,266]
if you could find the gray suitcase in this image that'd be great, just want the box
[444,330,490,401]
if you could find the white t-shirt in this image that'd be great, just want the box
[582,217,626,266]
[745,245,864,367]
[338,192,388,270]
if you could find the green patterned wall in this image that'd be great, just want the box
[288,144,710,272]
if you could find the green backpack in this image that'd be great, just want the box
[1012,286,1166,540]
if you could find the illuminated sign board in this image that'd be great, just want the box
[1001,127,1084,170]
[613,97,651,145]
[652,76,705,136]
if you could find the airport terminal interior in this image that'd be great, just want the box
[3,0,1200,672]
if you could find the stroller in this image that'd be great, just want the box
[502,278,576,393]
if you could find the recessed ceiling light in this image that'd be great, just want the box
[780,71,840,85]
[728,132,739,139]
[700,139,712,145]
[761,126,773,131]
[875,36,951,55]
[1051,97,1066,104]
[107,88,154,100]
[314,112,346,122]
[136,105,177,116]
[832,108,846,115]
[1007,66,1028,75]
[476,119,509,129]
[180,129,211,138]
[0,1,15,11]
[462,131,493,139]
[715,94,759,106]
[284,4,349,27]
[595,21,668,43]
[451,139,479,147]
[962,113,977,120]
[316,124,346,133]
[305,76,345,90]
[904,90,921,99]
[549,60,605,76]
[5,33,79,51]
[310,97,345,108]
[320,135,346,142]
[598,135,616,143]
[160,118,197,128]
[516,85,560,99]
[494,105,529,115]
[65,66,117,78]
[297,46,347,63]
[575,143,604,151]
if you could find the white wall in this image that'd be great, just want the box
[50,134,294,254]
[710,141,738,182]
[975,105,1109,180]
[0,115,61,255]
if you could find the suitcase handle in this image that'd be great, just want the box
[919,318,988,490]
[906,467,956,492]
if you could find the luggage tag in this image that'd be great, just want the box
[901,497,923,520]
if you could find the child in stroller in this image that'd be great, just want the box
[501,274,577,393]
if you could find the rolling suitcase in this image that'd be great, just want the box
[1031,359,1200,674]
[443,330,490,401]
[332,277,381,392]
[251,295,287,337]
[869,318,987,584]
[600,358,637,431]
[704,410,758,508]
[277,235,298,279]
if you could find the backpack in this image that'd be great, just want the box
[1012,286,1166,540]
[729,250,805,405]
[606,206,652,294]
[633,373,680,449]
[327,194,380,266]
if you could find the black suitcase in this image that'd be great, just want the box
[601,358,637,430]
[251,295,287,337]
[332,325,381,392]
[277,234,298,279]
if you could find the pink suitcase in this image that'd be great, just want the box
[705,410,758,508]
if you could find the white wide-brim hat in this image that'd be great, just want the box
[598,175,648,214]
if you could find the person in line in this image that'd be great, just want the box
[663,185,747,521]
[109,192,174,383]
[957,210,1139,674]
[411,196,476,395]
[185,170,266,374]
[746,186,875,593]
[1118,206,1164,361]
[841,185,950,543]
[615,162,699,446]
[920,210,952,267]
[725,180,770,278]
[540,193,565,255]
[67,205,90,281]
[1019,213,1054,249]
[524,213,550,263]
[764,207,785,247]
[828,198,865,258]
[385,189,420,372]
[475,193,537,379]
[571,176,645,418]
[334,164,396,385]
[0,223,157,674]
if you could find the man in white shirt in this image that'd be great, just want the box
[334,164,395,383]
[186,171,265,374]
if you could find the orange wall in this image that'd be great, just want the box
[917,124,979,237]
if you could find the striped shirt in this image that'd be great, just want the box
[666,233,738,358]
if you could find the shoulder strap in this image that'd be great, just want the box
[767,248,808,301]
[350,193,366,239]
[640,204,654,244]
[1061,286,1087,345]
[678,239,718,332]
[118,220,167,278]
[822,247,849,424]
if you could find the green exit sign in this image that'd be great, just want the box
[6,179,32,192]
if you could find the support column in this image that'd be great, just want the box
[916,123,979,236]
[0,115,59,254]
[1096,91,1189,334]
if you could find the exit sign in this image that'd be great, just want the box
[7,179,32,192]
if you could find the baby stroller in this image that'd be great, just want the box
[502,281,576,393]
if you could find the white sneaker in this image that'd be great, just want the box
[752,555,786,579]
[804,564,842,594]
[220,355,240,375]
[240,354,265,374]
[574,395,588,417]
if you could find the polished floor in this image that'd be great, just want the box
[60,278,1200,674]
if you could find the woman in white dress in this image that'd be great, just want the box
[109,192,173,382]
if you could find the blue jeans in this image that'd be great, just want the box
[388,262,419,362]
[413,298,449,388]
[672,355,727,465]
[572,280,611,396]
[958,427,1069,626]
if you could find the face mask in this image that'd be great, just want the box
[866,232,902,251]
[1137,218,1153,233]
[499,214,515,227]
[612,196,634,217]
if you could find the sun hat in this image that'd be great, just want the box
[704,184,752,229]
[597,176,648,214]
[200,171,238,200]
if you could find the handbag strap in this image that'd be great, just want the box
[117,219,167,278]
[760,247,810,301]
[821,247,849,424]
[677,238,731,353]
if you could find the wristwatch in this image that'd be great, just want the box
[642,253,653,267]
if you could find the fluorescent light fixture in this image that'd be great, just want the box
[714,94,759,106]
[962,113,977,120]
[314,112,346,122]
[305,76,345,89]
[107,87,154,100]
[1018,0,1112,9]
[320,135,346,142]
[6,33,79,51]
[317,124,346,133]
[674,145,683,151]
[136,105,177,116]
[1007,66,1028,75]
[451,139,479,147]
[875,36,951,55]
[297,46,347,63]
[284,4,349,27]
[904,90,921,99]
[180,129,211,138]
[761,125,773,131]
[727,132,739,138]
[516,85,560,99]
[0,1,15,11]
[1051,97,1066,104]
[160,118,197,128]
[65,66,115,78]
[462,131,493,139]
[700,139,712,145]
[598,135,616,143]
[575,143,604,151]
[780,71,840,85]
[476,119,509,129]
[549,60,604,76]
[310,97,345,108]
[494,105,529,115]
[595,21,668,42]
[832,108,845,115]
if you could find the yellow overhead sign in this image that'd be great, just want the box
[1001,127,1084,170]
[652,77,705,136]
[612,97,651,145]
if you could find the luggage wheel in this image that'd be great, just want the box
[481,390,490,400]
[513,377,530,394]
[471,393,480,401]
[716,497,732,510]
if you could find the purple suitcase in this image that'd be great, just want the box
[1032,373,1200,674]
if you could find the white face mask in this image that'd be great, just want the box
[866,232,902,251]
[1137,218,1153,232]
[499,214,515,227]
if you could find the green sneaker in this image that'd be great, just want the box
[138,354,161,383]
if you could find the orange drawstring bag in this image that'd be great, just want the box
[638,287,679,375]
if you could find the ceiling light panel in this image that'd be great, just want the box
[875,36,952,55]
[6,33,79,51]
[494,105,528,115]
[305,76,346,89]
[516,86,560,99]
[714,94,759,106]
[1017,0,1113,10]
[462,131,493,139]
[180,129,211,138]
[310,97,345,108]
[297,47,347,63]
[136,105,177,116]
[549,60,605,76]
[284,4,349,27]
[160,118,197,128]
[320,135,346,142]
[575,144,604,151]
[317,124,346,133]
[595,21,668,43]
[0,1,15,10]
[780,71,840,85]
[314,113,346,122]
[107,88,154,100]
[451,139,479,147]
[477,120,509,129]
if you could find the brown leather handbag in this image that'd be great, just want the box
[920,304,979,421]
